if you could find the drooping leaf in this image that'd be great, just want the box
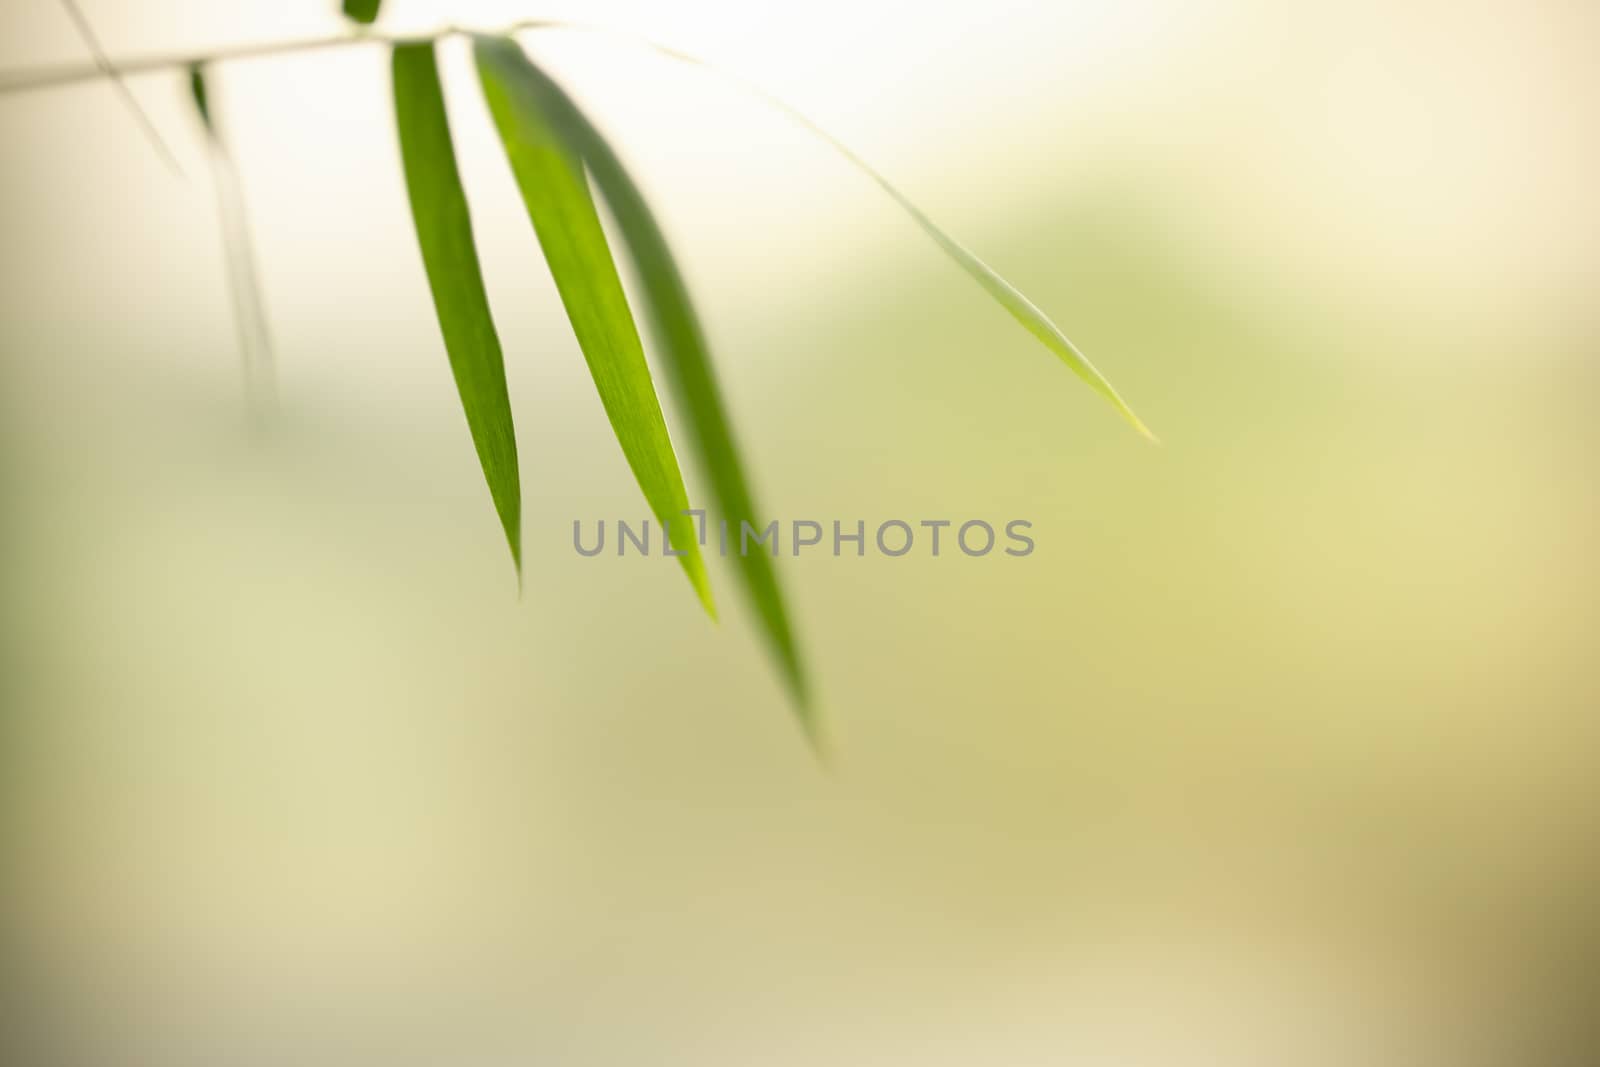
[392,42,522,577]
[187,63,210,131]
[544,28,1156,441]
[881,193,1157,441]
[341,0,382,26]
[475,41,816,738]
[188,62,276,419]
[474,36,715,620]
[762,73,1156,441]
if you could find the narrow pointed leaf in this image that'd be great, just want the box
[883,193,1157,441]
[567,31,1155,440]
[478,43,816,739]
[392,42,522,576]
[770,85,1155,442]
[474,36,714,619]
[187,63,210,131]
[189,63,276,418]
[341,0,381,26]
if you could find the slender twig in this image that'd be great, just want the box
[1,16,971,275]
[54,0,182,172]
[3,14,1153,440]
[0,21,566,94]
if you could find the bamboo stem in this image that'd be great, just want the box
[0,19,577,95]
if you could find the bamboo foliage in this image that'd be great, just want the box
[7,4,1157,748]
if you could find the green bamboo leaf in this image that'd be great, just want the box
[392,42,522,578]
[341,0,381,26]
[187,63,210,131]
[536,28,1155,441]
[475,41,816,737]
[737,68,1156,441]
[474,36,716,620]
[885,194,1158,442]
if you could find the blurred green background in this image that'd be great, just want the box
[2,1,1595,1064]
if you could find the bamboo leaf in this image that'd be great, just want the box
[474,36,715,620]
[188,63,276,419]
[546,29,1156,441]
[885,194,1158,442]
[392,42,522,577]
[187,63,210,131]
[747,72,1156,441]
[476,41,816,738]
[341,0,381,26]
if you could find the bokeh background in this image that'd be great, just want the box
[2,1,1596,1064]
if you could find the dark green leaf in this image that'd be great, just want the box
[392,42,522,577]
[187,63,210,132]
[474,36,715,620]
[476,41,817,740]
[341,0,382,26]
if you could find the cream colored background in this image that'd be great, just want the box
[2,2,1596,1064]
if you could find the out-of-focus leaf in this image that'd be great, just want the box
[476,40,817,740]
[392,42,522,577]
[188,62,276,419]
[560,30,1156,441]
[187,63,210,131]
[341,0,382,26]
[474,36,715,620]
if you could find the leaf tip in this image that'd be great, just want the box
[773,653,829,764]
[1127,411,1160,444]
[689,565,718,622]
[501,511,523,591]
[799,705,835,770]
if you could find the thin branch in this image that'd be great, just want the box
[55,0,182,173]
[1,17,960,262]
[1,15,1154,438]
[0,21,565,94]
